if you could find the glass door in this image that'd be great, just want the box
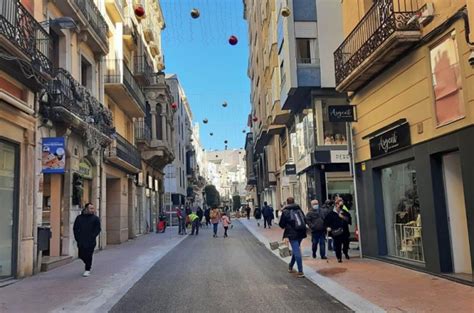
[0,141,17,278]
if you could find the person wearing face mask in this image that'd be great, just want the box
[305,199,328,259]
[325,199,352,262]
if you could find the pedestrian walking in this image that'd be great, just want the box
[279,197,307,278]
[245,205,251,220]
[210,207,221,237]
[221,212,231,238]
[73,203,101,277]
[204,207,211,228]
[196,206,204,227]
[262,201,274,229]
[177,207,186,235]
[305,199,328,259]
[189,211,200,235]
[325,199,352,263]
[254,206,262,227]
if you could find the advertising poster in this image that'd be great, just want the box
[42,137,66,173]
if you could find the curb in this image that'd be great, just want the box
[240,219,385,313]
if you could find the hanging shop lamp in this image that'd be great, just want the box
[228,35,238,45]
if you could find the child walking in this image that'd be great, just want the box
[221,212,231,238]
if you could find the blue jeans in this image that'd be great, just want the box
[312,232,326,258]
[289,239,303,273]
[213,223,218,236]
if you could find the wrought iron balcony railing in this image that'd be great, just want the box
[0,0,53,76]
[104,58,146,113]
[46,68,114,136]
[134,54,153,82]
[109,133,142,170]
[334,0,420,90]
[74,0,108,47]
[135,118,152,143]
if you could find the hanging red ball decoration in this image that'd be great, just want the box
[228,35,238,46]
[134,5,145,18]
[171,102,178,110]
[252,116,258,122]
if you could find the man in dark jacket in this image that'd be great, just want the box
[324,199,352,263]
[278,197,307,278]
[196,206,204,225]
[245,205,251,220]
[254,207,262,227]
[262,201,274,229]
[305,199,328,259]
[204,207,211,228]
[73,203,101,277]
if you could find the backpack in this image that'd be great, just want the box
[290,209,306,231]
[310,210,325,232]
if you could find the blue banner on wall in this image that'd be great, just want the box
[42,137,66,174]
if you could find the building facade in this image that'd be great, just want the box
[164,74,190,210]
[206,149,247,209]
[244,0,353,216]
[0,0,174,278]
[336,0,474,282]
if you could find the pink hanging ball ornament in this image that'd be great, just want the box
[134,4,145,18]
[228,35,238,46]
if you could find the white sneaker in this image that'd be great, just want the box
[82,271,91,277]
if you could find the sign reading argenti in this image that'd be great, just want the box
[42,137,66,174]
[370,123,411,158]
[328,105,357,122]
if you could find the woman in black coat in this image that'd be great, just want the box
[325,200,351,263]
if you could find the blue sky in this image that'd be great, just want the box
[160,0,250,151]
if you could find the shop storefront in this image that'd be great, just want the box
[357,121,474,282]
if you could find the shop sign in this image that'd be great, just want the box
[370,123,411,158]
[328,105,357,122]
[330,150,350,163]
[285,164,296,175]
[42,137,66,174]
[78,161,93,179]
[296,154,312,173]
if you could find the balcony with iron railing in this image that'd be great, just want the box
[334,0,421,92]
[104,58,146,117]
[134,54,153,85]
[0,0,53,79]
[135,117,152,144]
[42,68,114,146]
[106,133,142,173]
[54,0,109,54]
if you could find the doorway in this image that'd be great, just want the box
[0,140,18,278]
[442,152,472,275]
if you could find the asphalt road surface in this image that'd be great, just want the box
[110,221,350,313]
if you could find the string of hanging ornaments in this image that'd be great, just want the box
[160,0,244,46]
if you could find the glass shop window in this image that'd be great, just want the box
[381,161,424,263]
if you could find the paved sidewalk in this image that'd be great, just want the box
[240,218,474,313]
[0,229,186,313]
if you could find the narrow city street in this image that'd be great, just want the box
[110,221,350,313]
